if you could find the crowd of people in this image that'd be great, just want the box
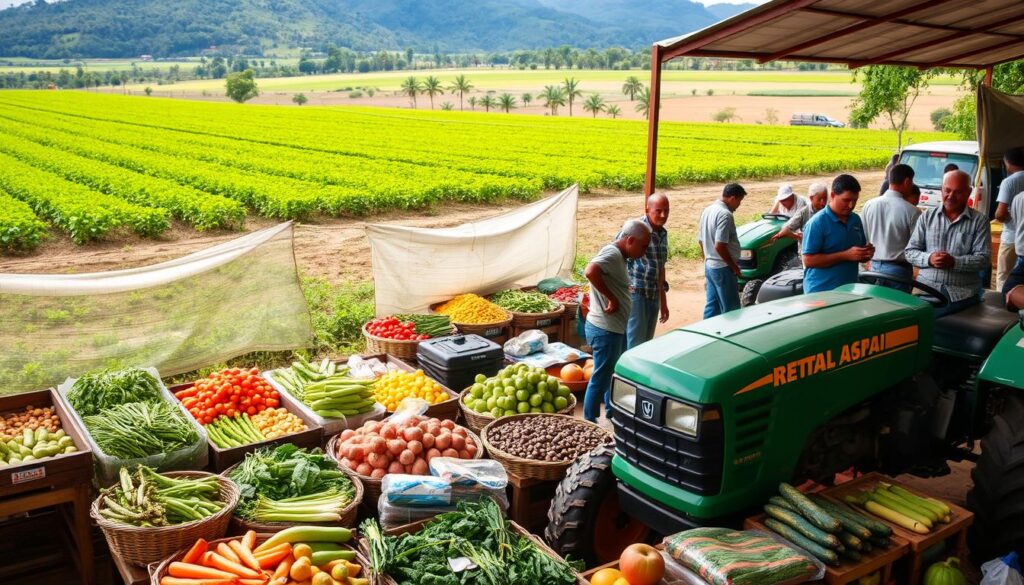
[578,153,1024,422]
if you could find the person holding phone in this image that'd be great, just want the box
[801,174,873,293]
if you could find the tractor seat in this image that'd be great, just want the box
[933,291,1018,358]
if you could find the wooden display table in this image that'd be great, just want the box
[506,467,561,533]
[822,472,973,585]
[111,554,148,585]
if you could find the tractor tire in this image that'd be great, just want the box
[546,443,616,566]
[966,393,1024,560]
[741,279,764,307]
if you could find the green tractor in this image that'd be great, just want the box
[546,274,1024,564]
[736,214,803,306]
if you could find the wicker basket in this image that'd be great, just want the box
[91,471,240,566]
[221,461,363,531]
[326,424,486,506]
[507,303,565,328]
[482,414,612,481]
[149,534,371,585]
[458,387,577,434]
[363,322,456,361]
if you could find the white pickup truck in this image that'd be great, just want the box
[898,140,999,216]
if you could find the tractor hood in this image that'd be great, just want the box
[615,284,934,406]
[738,217,785,249]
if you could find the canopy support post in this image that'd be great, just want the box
[644,45,664,197]
[984,66,994,85]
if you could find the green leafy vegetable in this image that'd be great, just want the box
[491,290,558,314]
[67,367,162,416]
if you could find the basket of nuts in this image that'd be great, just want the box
[480,413,612,481]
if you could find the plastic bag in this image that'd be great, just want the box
[982,552,1024,585]
[381,472,509,507]
[55,367,209,487]
[663,528,825,585]
[347,355,399,380]
[504,330,548,357]
[378,490,509,529]
[429,458,508,489]
[388,397,430,426]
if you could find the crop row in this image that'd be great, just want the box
[0,186,47,251]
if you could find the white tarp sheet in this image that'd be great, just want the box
[367,186,579,315]
[977,85,1024,214]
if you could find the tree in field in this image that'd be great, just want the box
[583,93,605,118]
[562,77,582,116]
[480,95,497,112]
[850,65,933,149]
[144,86,153,96]
[764,107,779,125]
[225,69,259,103]
[498,93,517,113]
[441,102,454,111]
[622,76,643,100]
[606,104,622,119]
[521,93,532,106]
[401,76,422,108]
[635,86,651,119]
[713,107,738,123]
[541,85,567,116]
[292,93,308,106]
[468,96,478,111]
[447,74,473,110]
[406,47,415,68]
[422,75,443,109]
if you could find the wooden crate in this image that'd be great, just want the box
[369,354,460,421]
[511,319,562,344]
[744,513,909,585]
[506,467,562,533]
[167,381,324,472]
[822,472,973,585]
[580,546,706,585]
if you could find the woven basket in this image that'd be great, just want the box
[363,322,456,361]
[458,387,577,434]
[91,471,240,566]
[221,461,363,531]
[482,414,612,481]
[326,424,486,506]
[507,304,565,328]
[149,534,371,585]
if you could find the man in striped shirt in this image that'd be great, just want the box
[622,193,670,349]
[905,170,991,317]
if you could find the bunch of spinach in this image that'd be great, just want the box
[361,499,582,585]
[68,367,162,416]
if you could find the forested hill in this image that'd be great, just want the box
[0,0,752,58]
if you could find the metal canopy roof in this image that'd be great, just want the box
[655,0,1024,70]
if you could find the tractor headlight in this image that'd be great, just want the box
[665,400,699,436]
[611,377,636,413]
[739,249,754,260]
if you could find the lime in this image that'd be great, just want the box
[474,399,488,412]
[471,383,485,398]
[542,391,553,403]
[528,373,541,385]
[542,402,555,413]
[530,407,542,413]
[517,402,530,414]
[554,396,569,410]
[536,380,548,394]
[486,396,498,410]
[547,375,560,387]
[504,387,516,397]
[556,385,571,398]
[475,373,486,384]
[515,378,528,390]
[529,394,543,407]
[491,407,503,418]
[504,409,517,417]
[515,389,530,402]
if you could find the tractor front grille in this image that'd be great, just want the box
[610,387,724,496]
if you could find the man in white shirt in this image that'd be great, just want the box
[1003,190,1024,311]
[698,183,746,318]
[770,182,828,243]
[994,147,1024,290]
[861,164,922,293]
[769,183,807,218]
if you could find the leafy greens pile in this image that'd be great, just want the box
[67,367,162,416]
[361,499,582,585]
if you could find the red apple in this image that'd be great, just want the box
[619,543,665,585]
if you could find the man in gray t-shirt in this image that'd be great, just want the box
[698,183,746,318]
[582,219,651,423]
[995,147,1024,290]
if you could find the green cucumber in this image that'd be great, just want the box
[779,483,842,533]
[837,546,862,563]
[769,496,800,513]
[764,504,841,549]
[811,496,874,540]
[817,496,892,537]
[764,518,840,566]
[835,530,863,551]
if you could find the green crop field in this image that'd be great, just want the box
[0,91,952,251]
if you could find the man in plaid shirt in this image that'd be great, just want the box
[905,170,991,317]
[621,193,670,348]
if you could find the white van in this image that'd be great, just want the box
[897,141,991,212]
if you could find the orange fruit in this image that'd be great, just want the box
[583,366,593,381]
[585,359,594,368]
[560,363,584,382]
[590,568,625,585]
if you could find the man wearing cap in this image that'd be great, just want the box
[802,174,874,293]
[770,182,828,243]
[698,183,745,318]
[861,164,921,293]
[769,184,807,217]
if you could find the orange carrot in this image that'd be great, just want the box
[270,557,292,585]
[168,562,238,580]
[160,578,236,585]
[229,539,262,572]
[217,542,242,564]
[206,552,262,579]
[238,580,268,585]
[254,545,292,569]
[181,539,210,565]
[242,530,257,551]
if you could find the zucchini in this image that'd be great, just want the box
[826,498,893,537]
[837,546,862,563]
[764,504,841,549]
[779,483,842,533]
[835,530,863,551]
[769,496,800,512]
[869,536,892,548]
[811,496,874,540]
[764,518,840,566]
[868,491,933,528]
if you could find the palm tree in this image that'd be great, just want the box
[441,102,454,111]
[622,76,643,101]
[635,86,651,119]
[401,76,421,108]
[468,96,478,111]
[562,77,582,117]
[606,104,622,119]
[498,93,517,113]
[540,85,567,116]
[521,93,532,106]
[447,74,473,110]
[479,95,497,112]
[421,75,443,109]
[583,93,605,118]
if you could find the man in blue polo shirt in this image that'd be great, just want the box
[801,174,874,293]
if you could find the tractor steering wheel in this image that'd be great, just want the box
[761,213,791,221]
[857,271,950,308]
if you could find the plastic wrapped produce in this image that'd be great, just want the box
[663,528,825,585]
